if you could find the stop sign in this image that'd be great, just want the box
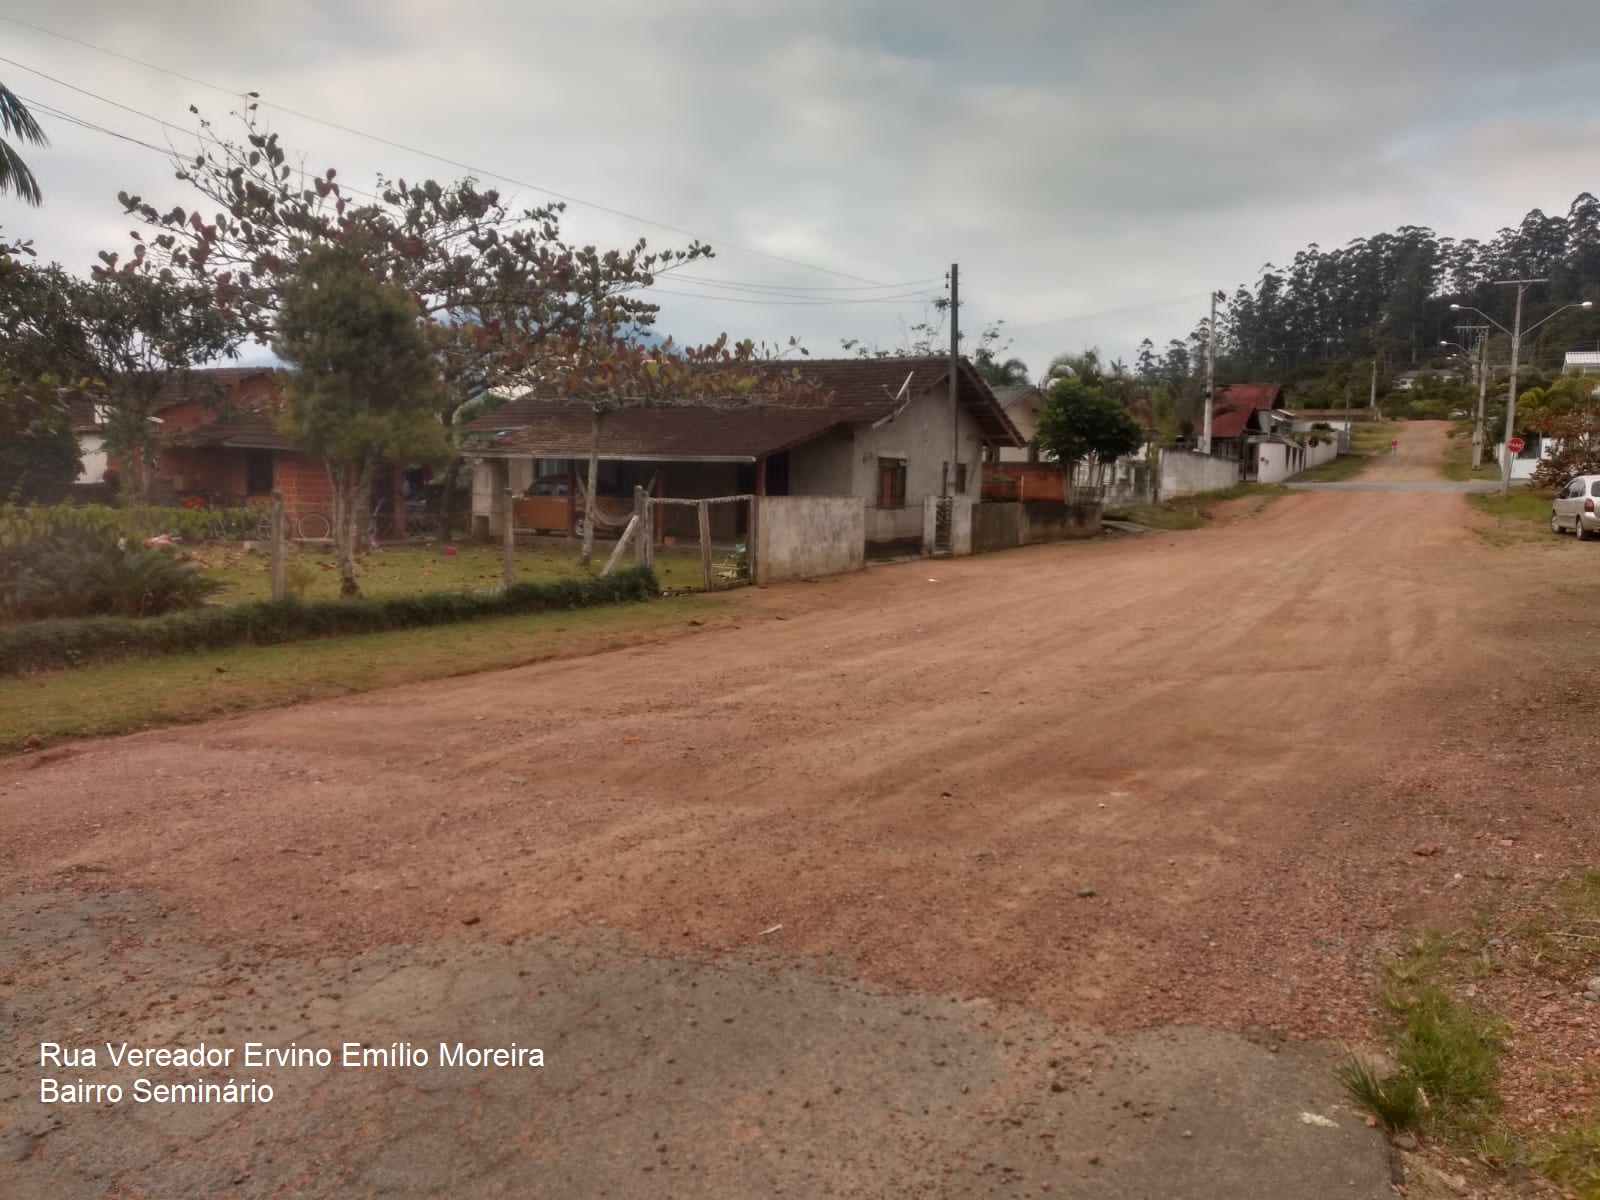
[1507,436,1526,454]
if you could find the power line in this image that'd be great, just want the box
[649,287,941,307]
[0,16,897,288]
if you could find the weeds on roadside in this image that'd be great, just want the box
[1340,937,1505,1138]
[1539,1119,1600,1198]
[1336,1054,1425,1132]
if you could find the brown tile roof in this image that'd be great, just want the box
[466,356,1023,459]
[1210,383,1284,440]
[163,406,300,452]
[152,366,277,414]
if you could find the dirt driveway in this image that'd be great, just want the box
[4,422,1596,1198]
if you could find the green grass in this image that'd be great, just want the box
[1336,1054,1425,1133]
[1107,483,1289,531]
[1539,1121,1600,1198]
[1349,424,1397,454]
[1341,940,1505,1139]
[0,595,718,756]
[196,541,719,604]
[1295,453,1372,482]
[1468,489,1554,524]
[1441,420,1501,483]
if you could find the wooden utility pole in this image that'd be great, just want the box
[1200,290,1218,454]
[947,262,960,497]
[1369,359,1378,418]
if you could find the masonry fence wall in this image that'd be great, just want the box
[754,496,865,584]
[1159,450,1241,499]
[973,499,1103,552]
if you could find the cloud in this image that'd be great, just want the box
[4,0,1598,378]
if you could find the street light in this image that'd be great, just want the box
[1450,286,1594,495]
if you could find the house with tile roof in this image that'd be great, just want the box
[462,356,1025,556]
[1205,383,1323,481]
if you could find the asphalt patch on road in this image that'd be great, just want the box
[2,890,1391,1198]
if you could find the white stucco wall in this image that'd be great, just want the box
[852,386,986,545]
[1502,436,1559,481]
[77,434,108,484]
[1159,449,1241,499]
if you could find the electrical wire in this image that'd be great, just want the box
[0,16,901,289]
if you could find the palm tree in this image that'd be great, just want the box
[975,354,1031,387]
[1,83,48,206]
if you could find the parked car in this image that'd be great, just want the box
[1550,473,1600,540]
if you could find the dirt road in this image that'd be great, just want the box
[4,422,1596,1197]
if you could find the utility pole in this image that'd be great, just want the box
[946,262,959,498]
[1457,323,1490,470]
[1369,359,1377,418]
[1200,289,1218,454]
[1497,279,1542,498]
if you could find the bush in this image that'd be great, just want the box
[0,567,660,675]
[0,539,226,621]
[0,502,264,548]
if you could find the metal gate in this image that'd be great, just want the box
[932,497,953,556]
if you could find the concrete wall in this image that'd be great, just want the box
[788,429,855,495]
[1503,436,1558,482]
[1102,453,1157,507]
[1159,449,1240,499]
[920,495,975,555]
[1256,442,1297,483]
[856,386,987,547]
[77,434,107,485]
[973,500,1103,551]
[754,496,865,583]
[1303,439,1339,471]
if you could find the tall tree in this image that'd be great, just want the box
[1034,376,1145,491]
[112,104,711,535]
[0,236,86,499]
[273,247,449,597]
[0,84,47,206]
[75,271,242,499]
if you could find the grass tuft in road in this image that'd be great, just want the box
[0,595,717,756]
[1336,1054,1425,1133]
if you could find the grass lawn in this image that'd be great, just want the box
[0,594,720,756]
[1441,419,1502,483]
[1467,487,1556,547]
[1106,483,1289,531]
[195,540,723,604]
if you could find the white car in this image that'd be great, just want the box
[1550,474,1600,540]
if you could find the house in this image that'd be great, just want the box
[991,385,1046,463]
[1562,351,1600,375]
[1393,369,1461,392]
[1208,383,1319,482]
[463,356,1025,557]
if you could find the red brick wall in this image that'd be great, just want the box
[272,454,333,522]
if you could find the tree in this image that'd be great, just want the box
[0,84,47,206]
[74,272,242,499]
[112,104,711,538]
[1034,376,1146,491]
[273,247,449,597]
[1529,411,1600,489]
[0,235,88,500]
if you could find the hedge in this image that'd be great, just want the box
[0,567,660,676]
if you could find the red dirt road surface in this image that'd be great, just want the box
[4,422,1597,1198]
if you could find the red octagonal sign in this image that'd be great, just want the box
[1507,436,1526,454]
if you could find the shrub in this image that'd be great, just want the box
[0,502,264,548]
[0,540,226,621]
[0,567,660,675]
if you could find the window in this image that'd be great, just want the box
[1590,480,1600,498]
[244,450,274,494]
[954,462,968,493]
[877,457,907,508]
[1516,435,1541,460]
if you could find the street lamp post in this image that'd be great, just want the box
[1450,284,1593,496]
[1439,327,1490,468]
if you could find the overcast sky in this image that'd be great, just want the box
[4,1,1599,377]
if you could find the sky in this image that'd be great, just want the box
[3,1,1599,378]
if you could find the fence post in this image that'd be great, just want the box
[698,499,713,591]
[747,496,759,585]
[269,490,287,601]
[633,486,647,569]
[502,488,516,589]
